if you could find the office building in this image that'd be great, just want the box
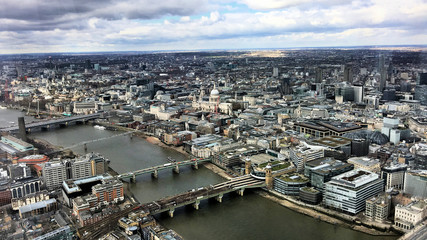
[273,173,309,196]
[344,64,353,83]
[348,157,381,173]
[289,145,324,172]
[315,68,322,83]
[379,54,386,91]
[299,187,322,204]
[353,86,364,103]
[381,163,407,190]
[403,170,427,198]
[324,169,384,214]
[304,157,354,191]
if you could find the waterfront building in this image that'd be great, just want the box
[304,157,354,191]
[403,170,427,198]
[365,194,391,222]
[394,201,427,231]
[381,163,407,190]
[324,169,384,214]
[1,135,34,153]
[42,153,109,190]
[73,101,96,114]
[299,187,322,204]
[273,173,309,196]
[347,157,381,173]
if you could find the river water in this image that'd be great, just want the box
[0,108,35,128]
[14,118,398,240]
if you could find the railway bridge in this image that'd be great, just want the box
[144,174,266,217]
[78,175,266,239]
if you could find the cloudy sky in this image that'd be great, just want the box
[1,0,427,54]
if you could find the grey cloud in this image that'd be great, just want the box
[0,0,207,31]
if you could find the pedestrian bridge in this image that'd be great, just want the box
[0,113,101,133]
[143,175,266,217]
[117,158,212,182]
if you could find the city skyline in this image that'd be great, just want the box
[1,0,427,54]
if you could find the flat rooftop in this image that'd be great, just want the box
[331,169,379,188]
[312,136,351,148]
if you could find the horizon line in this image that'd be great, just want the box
[1,44,427,56]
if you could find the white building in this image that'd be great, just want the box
[324,169,384,214]
[394,201,427,231]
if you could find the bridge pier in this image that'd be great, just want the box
[237,188,245,196]
[173,165,180,174]
[168,209,175,218]
[193,200,200,210]
[216,194,223,203]
[192,161,198,170]
[131,174,136,183]
[151,169,158,179]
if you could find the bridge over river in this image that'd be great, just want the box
[0,113,101,133]
[144,174,266,217]
[117,157,212,182]
[78,174,266,239]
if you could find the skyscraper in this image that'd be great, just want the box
[315,67,323,83]
[379,54,386,91]
[344,64,353,83]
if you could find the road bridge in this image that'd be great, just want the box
[117,158,212,182]
[0,113,101,133]
[143,175,266,217]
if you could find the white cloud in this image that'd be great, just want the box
[0,0,426,53]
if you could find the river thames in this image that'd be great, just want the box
[25,121,398,240]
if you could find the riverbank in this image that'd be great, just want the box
[256,190,400,237]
